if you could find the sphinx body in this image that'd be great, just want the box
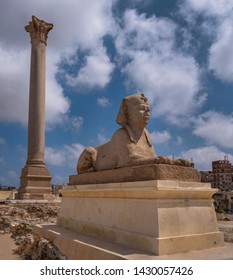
[77,127,156,173]
[77,93,189,174]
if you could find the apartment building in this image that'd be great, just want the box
[199,158,233,213]
[212,158,233,191]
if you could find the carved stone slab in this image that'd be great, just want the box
[69,164,201,185]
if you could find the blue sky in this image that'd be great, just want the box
[1,0,233,187]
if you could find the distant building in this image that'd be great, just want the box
[213,191,233,214]
[212,157,233,191]
[226,192,233,213]
[200,171,213,185]
[0,185,16,191]
[51,184,65,196]
[199,157,233,213]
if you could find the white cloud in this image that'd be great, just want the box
[64,143,85,164]
[0,35,70,128]
[69,117,84,132]
[150,130,171,145]
[180,0,233,83]
[0,0,116,51]
[46,0,116,52]
[45,143,84,168]
[97,97,111,107]
[0,0,116,126]
[66,45,115,90]
[45,147,66,166]
[193,111,233,149]
[115,9,204,124]
[179,145,233,171]
[183,0,233,17]
[116,9,176,56]
[0,157,4,163]
[208,18,233,82]
[59,116,84,133]
[45,52,71,127]
[0,47,29,125]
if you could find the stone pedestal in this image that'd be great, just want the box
[70,163,201,184]
[58,180,224,255]
[18,164,52,200]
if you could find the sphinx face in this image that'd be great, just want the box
[126,98,150,127]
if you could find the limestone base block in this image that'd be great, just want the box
[70,164,201,185]
[18,164,52,200]
[58,180,224,256]
[34,224,233,260]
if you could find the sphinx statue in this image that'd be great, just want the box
[77,93,190,174]
[59,94,219,259]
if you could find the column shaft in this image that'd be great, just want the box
[27,41,46,165]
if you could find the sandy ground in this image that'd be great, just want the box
[0,234,20,260]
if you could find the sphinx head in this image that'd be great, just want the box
[116,93,150,129]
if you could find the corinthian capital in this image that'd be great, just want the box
[25,15,53,44]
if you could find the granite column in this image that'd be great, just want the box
[18,16,53,200]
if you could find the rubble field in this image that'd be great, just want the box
[0,201,233,260]
[0,201,66,260]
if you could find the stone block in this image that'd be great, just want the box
[58,180,224,255]
[70,164,200,185]
[18,164,52,200]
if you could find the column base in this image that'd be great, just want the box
[18,164,52,200]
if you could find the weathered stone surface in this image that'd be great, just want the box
[18,16,53,199]
[58,180,225,256]
[33,224,233,260]
[25,15,53,45]
[70,163,200,185]
[77,94,191,175]
[18,165,52,199]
